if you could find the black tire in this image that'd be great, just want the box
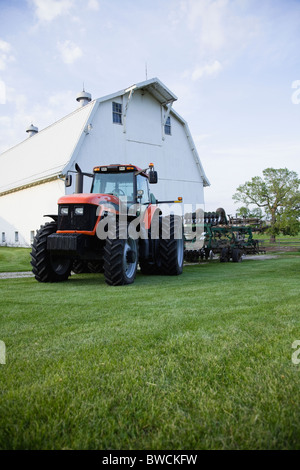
[220,247,230,263]
[103,225,138,286]
[87,261,104,273]
[72,260,90,274]
[139,239,161,275]
[160,215,184,275]
[232,248,243,263]
[31,222,72,282]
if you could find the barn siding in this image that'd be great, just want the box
[0,179,64,247]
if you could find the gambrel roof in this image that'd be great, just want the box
[0,78,209,196]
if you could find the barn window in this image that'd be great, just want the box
[1,232,5,243]
[112,102,122,124]
[15,231,19,243]
[164,116,171,135]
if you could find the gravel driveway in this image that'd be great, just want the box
[0,272,34,279]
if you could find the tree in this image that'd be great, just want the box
[236,206,263,219]
[233,168,300,242]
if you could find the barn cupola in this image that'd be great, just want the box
[76,88,92,108]
[26,124,38,138]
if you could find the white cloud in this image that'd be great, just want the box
[31,0,74,22]
[0,85,78,153]
[48,90,75,109]
[174,0,260,58]
[57,40,83,64]
[185,0,227,50]
[0,39,11,54]
[0,116,11,127]
[0,39,15,71]
[191,60,222,80]
[87,0,99,11]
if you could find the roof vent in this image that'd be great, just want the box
[26,124,38,138]
[76,88,92,108]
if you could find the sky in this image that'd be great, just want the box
[0,0,300,215]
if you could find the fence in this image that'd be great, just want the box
[258,238,300,252]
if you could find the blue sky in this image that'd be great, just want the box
[0,0,300,214]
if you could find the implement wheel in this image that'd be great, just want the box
[31,222,72,282]
[232,248,243,263]
[220,247,230,263]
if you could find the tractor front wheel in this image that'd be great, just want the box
[103,228,138,286]
[31,222,72,282]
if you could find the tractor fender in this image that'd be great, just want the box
[44,214,58,222]
[143,205,161,230]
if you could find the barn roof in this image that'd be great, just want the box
[0,100,97,195]
[0,77,209,195]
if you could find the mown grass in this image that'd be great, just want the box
[0,247,31,272]
[0,254,300,449]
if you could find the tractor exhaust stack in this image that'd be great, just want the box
[75,163,83,193]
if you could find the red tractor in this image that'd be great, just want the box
[30,163,184,286]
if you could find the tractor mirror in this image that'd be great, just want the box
[149,171,158,184]
[65,174,72,187]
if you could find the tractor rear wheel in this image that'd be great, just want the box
[87,261,104,273]
[103,226,138,286]
[72,260,90,274]
[160,215,184,275]
[31,222,72,282]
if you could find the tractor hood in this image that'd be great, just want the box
[58,193,120,206]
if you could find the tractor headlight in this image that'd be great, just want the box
[75,206,84,216]
[60,207,69,216]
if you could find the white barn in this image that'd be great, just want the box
[0,77,209,247]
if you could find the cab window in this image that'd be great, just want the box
[136,175,149,204]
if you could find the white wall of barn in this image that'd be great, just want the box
[0,88,205,247]
[71,90,204,205]
[0,179,64,247]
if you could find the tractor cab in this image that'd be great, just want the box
[91,164,157,205]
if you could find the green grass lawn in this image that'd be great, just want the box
[0,247,32,272]
[0,254,299,449]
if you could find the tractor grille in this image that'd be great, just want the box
[57,204,98,232]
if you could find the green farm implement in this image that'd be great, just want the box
[184,207,261,263]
